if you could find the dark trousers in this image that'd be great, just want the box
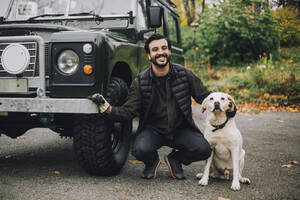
[132,126,211,165]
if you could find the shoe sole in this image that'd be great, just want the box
[152,160,161,179]
[164,156,176,179]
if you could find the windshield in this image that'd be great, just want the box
[0,0,12,17]
[6,0,133,21]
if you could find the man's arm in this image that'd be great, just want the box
[90,78,140,121]
[108,78,141,121]
[186,69,211,104]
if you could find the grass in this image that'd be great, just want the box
[187,47,300,105]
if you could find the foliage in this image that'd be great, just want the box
[187,47,300,105]
[182,0,280,65]
[272,0,300,11]
[272,7,300,46]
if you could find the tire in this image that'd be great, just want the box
[73,77,132,176]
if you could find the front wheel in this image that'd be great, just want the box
[73,77,132,175]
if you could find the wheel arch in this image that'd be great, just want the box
[111,62,132,87]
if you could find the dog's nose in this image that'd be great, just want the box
[214,101,220,109]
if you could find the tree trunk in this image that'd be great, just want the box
[191,0,196,20]
[183,0,197,25]
[202,0,205,13]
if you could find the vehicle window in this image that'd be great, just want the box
[136,0,147,30]
[0,0,11,17]
[6,0,133,21]
[166,11,179,45]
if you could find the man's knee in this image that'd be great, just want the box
[197,144,212,160]
[190,143,212,161]
[132,141,155,160]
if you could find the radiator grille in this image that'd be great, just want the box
[0,42,38,77]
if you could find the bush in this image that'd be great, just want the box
[272,7,300,46]
[249,56,298,97]
[186,0,280,65]
[188,47,300,105]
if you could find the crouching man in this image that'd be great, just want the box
[90,34,211,180]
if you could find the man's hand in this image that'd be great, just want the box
[88,93,110,113]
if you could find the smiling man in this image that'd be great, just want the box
[90,34,211,180]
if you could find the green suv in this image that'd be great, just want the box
[0,0,184,175]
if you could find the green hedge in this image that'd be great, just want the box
[182,0,280,65]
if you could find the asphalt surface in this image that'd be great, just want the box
[0,106,300,200]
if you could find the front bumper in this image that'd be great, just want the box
[0,98,99,114]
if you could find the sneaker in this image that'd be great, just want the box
[164,152,186,180]
[142,159,161,179]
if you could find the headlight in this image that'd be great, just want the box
[57,50,79,74]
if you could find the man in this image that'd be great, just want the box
[90,34,211,180]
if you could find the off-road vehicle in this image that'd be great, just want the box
[0,0,184,175]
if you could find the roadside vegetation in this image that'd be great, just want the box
[176,0,300,112]
[187,47,300,113]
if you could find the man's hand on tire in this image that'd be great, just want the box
[89,93,111,113]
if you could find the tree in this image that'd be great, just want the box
[183,0,196,25]
[173,0,203,26]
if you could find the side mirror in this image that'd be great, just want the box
[146,6,163,28]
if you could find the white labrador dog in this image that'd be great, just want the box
[197,92,250,191]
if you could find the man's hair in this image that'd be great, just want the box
[144,33,172,54]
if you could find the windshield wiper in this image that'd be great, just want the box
[26,14,64,22]
[68,12,103,21]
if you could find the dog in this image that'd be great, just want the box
[196,92,250,191]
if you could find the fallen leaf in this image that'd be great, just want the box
[218,197,231,200]
[248,118,253,121]
[53,170,61,175]
[288,161,299,165]
[277,120,284,123]
[18,136,27,139]
[128,160,143,165]
[281,164,295,168]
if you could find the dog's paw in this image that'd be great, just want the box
[198,178,208,186]
[196,173,203,179]
[230,181,241,191]
[240,177,251,184]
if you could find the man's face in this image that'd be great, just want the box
[147,38,171,68]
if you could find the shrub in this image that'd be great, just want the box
[186,0,280,65]
[189,47,299,105]
[272,7,300,46]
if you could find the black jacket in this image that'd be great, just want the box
[110,63,210,134]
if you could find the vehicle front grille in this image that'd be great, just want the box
[0,41,38,77]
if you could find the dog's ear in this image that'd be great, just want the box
[226,94,237,118]
[201,97,209,113]
[227,94,235,110]
[227,94,235,104]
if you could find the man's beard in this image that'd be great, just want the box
[151,53,170,68]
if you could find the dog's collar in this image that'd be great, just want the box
[211,118,229,132]
[211,105,237,132]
